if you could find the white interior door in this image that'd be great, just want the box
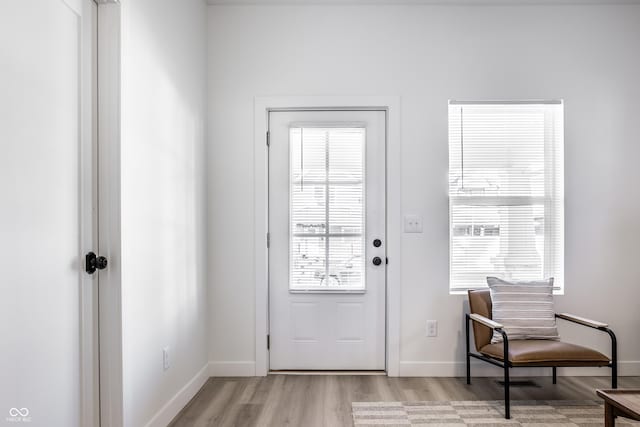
[0,1,96,425]
[269,110,386,370]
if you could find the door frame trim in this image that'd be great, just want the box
[79,1,99,425]
[97,2,124,426]
[254,96,402,376]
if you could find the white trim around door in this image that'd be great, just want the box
[97,2,124,426]
[80,1,99,425]
[253,96,402,376]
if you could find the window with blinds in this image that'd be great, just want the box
[448,101,564,293]
[289,126,366,291]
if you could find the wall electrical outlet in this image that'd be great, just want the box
[163,347,170,371]
[426,320,438,337]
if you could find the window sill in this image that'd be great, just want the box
[449,288,565,296]
[289,289,366,294]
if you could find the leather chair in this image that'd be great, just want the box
[466,289,617,419]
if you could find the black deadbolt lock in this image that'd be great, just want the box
[86,251,108,274]
[372,256,382,266]
[373,239,382,247]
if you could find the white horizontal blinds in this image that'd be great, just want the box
[448,102,564,292]
[290,127,365,290]
[329,129,364,234]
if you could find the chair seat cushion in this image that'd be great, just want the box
[480,340,610,366]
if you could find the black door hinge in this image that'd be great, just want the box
[267,335,270,350]
[266,131,270,147]
[267,232,270,248]
[386,257,389,265]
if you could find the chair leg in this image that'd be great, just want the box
[504,363,510,419]
[465,315,471,385]
[552,367,557,384]
[606,328,618,389]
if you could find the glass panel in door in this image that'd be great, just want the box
[289,127,365,291]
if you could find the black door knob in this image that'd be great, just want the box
[373,239,382,247]
[86,251,108,274]
[372,256,382,266]
[96,256,108,270]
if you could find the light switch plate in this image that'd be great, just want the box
[403,215,423,233]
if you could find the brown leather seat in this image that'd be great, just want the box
[468,289,611,367]
[480,340,610,366]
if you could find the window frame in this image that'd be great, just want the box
[448,100,564,294]
[288,125,368,293]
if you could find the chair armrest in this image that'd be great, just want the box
[469,313,504,330]
[556,313,608,329]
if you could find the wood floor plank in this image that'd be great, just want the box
[169,375,640,427]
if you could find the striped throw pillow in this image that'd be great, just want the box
[487,277,559,344]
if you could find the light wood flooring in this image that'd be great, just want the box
[169,375,640,426]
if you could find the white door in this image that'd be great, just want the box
[0,1,96,425]
[269,110,386,370]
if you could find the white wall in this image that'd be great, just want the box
[207,3,640,376]
[120,0,208,425]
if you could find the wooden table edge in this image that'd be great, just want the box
[597,389,640,421]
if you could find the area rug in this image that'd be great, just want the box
[352,400,640,426]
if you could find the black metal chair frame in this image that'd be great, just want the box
[465,313,618,419]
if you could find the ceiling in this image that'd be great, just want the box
[206,0,640,5]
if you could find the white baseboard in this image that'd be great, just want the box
[208,361,256,376]
[399,361,640,377]
[200,359,640,378]
[144,363,209,427]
